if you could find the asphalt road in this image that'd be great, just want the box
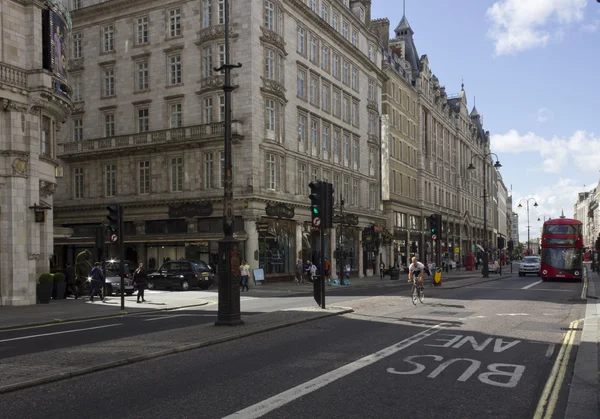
[0,273,586,419]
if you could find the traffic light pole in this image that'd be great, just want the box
[339,194,344,284]
[319,227,326,309]
[118,205,125,311]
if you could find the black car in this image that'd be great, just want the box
[147,260,214,291]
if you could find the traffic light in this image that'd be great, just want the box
[309,181,323,227]
[508,240,514,252]
[429,214,438,235]
[106,204,121,235]
[323,182,334,228]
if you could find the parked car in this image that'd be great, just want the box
[147,260,214,291]
[81,270,135,296]
[105,260,136,275]
[519,256,541,276]
[488,260,500,274]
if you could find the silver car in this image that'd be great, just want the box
[519,256,541,276]
[105,270,135,295]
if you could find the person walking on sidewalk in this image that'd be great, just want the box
[379,261,385,280]
[65,263,79,299]
[295,259,304,284]
[240,260,250,292]
[133,263,147,303]
[89,262,104,302]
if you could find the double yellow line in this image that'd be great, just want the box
[534,319,581,419]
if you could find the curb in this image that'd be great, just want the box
[435,273,512,289]
[0,307,354,395]
[0,302,210,332]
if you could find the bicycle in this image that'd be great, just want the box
[409,276,425,305]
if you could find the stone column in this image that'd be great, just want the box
[244,219,259,288]
[330,227,337,280]
[358,234,364,278]
[295,222,303,263]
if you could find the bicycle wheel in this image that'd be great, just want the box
[418,285,425,303]
[411,285,418,305]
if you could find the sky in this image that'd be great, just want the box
[371,0,600,241]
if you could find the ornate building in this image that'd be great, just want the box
[376,12,500,265]
[0,0,72,305]
[54,0,384,279]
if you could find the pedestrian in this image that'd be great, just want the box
[65,263,79,299]
[309,262,317,282]
[379,260,385,280]
[239,260,250,292]
[295,259,304,284]
[325,258,331,281]
[89,262,104,302]
[304,260,312,283]
[133,263,147,303]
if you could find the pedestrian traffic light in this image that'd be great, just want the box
[323,182,334,229]
[309,181,323,227]
[106,204,121,234]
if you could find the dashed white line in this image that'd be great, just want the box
[545,344,556,358]
[522,280,543,290]
[497,313,529,317]
[0,324,122,343]
[143,314,204,321]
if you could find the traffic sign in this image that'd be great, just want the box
[110,233,118,243]
[312,217,321,227]
[432,234,437,240]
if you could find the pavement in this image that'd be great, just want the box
[0,271,591,419]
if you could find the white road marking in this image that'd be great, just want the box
[0,324,122,343]
[497,313,529,317]
[143,314,200,322]
[522,280,543,290]
[545,344,556,358]
[222,322,449,419]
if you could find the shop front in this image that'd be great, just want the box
[257,218,296,279]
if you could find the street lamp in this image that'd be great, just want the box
[518,198,538,254]
[537,214,552,222]
[467,152,502,278]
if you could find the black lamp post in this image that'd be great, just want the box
[214,0,243,326]
[518,198,538,254]
[537,214,552,222]
[467,152,502,278]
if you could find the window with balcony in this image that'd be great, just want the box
[169,54,182,85]
[102,25,114,52]
[136,17,148,45]
[170,157,183,192]
[102,67,115,97]
[265,49,275,80]
[139,160,150,194]
[265,98,275,132]
[104,113,115,137]
[169,103,182,128]
[136,60,149,91]
[105,164,116,197]
[72,118,83,142]
[74,168,84,199]
[170,7,182,36]
[137,108,149,133]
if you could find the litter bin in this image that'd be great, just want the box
[433,267,443,286]
[389,267,400,280]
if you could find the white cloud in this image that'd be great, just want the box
[491,129,600,174]
[536,107,554,123]
[581,19,600,32]
[486,0,587,55]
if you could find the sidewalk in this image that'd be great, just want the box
[0,305,352,394]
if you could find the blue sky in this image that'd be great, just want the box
[372,0,600,240]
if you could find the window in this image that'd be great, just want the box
[265,49,275,79]
[321,3,329,21]
[136,61,149,91]
[332,53,339,78]
[368,44,374,62]
[322,124,330,154]
[267,153,276,190]
[343,134,349,162]
[311,166,318,182]
[321,82,329,111]
[202,0,211,28]
[333,130,340,160]
[103,25,114,52]
[105,164,116,197]
[309,0,316,11]
[204,97,213,124]
[218,44,226,70]
[104,113,115,137]
[353,139,358,166]
[139,160,150,194]
[298,113,306,144]
[351,101,358,126]
[351,67,358,90]
[171,157,183,192]
[343,96,349,122]
[72,32,82,59]
[202,46,213,78]
[310,37,318,63]
[170,103,182,128]
[353,179,359,206]
[170,8,182,36]
[342,61,349,84]
[169,54,182,85]
[72,75,82,102]
[219,95,225,121]
[136,17,148,44]
[298,163,306,195]
[218,0,225,24]
[264,1,274,30]
[321,46,329,71]
[344,176,349,201]
[310,76,318,105]
[297,69,306,98]
[74,168,84,199]
[297,27,305,55]
[332,89,340,117]
[311,119,319,148]
[137,108,149,132]
[103,67,115,97]
[369,112,376,135]
[369,183,376,209]
[369,147,375,175]
[204,152,214,188]
[41,116,50,156]
[342,21,348,39]
[72,118,83,142]
[332,12,339,31]
[351,29,357,47]
[368,79,375,100]
[266,99,275,132]
[333,173,340,197]
[277,53,284,83]
[73,0,82,10]
[219,151,225,187]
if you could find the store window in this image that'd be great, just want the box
[258,219,295,275]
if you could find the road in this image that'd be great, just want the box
[0,273,586,419]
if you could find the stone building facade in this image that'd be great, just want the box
[54,0,385,279]
[375,13,500,265]
[0,0,72,305]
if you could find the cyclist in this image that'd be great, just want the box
[408,256,425,285]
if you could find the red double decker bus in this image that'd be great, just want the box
[540,218,583,281]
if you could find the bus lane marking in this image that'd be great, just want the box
[388,333,526,388]
[222,322,450,419]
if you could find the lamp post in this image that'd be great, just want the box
[214,0,243,326]
[518,198,538,255]
[467,152,502,278]
[537,214,552,222]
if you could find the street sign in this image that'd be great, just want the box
[432,234,437,241]
[110,233,118,243]
[312,217,321,227]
